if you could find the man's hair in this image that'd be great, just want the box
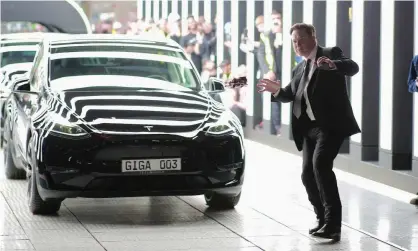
[289,23,316,37]
[272,9,282,18]
[255,15,264,25]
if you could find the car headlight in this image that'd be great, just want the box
[207,124,233,134]
[50,115,88,137]
[206,113,235,136]
[52,123,87,136]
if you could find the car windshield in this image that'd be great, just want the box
[0,50,36,67]
[48,44,201,91]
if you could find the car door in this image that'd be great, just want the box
[12,45,43,161]
[14,85,40,156]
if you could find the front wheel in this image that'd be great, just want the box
[27,136,62,215]
[27,171,62,215]
[204,191,241,209]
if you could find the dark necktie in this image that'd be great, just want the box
[293,59,311,118]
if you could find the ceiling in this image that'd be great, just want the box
[1,0,91,34]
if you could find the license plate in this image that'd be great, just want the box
[121,158,181,173]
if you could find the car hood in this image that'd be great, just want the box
[52,88,223,136]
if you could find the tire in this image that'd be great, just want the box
[27,170,62,215]
[204,191,241,209]
[27,136,62,215]
[4,141,25,179]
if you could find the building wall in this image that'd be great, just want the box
[141,0,418,193]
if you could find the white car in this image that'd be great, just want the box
[0,63,32,146]
[0,62,32,94]
[0,32,70,68]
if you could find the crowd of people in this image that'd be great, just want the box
[95,10,283,135]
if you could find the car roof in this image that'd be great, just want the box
[45,34,180,49]
[1,32,46,40]
[1,32,70,39]
[1,62,33,72]
[0,32,71,47]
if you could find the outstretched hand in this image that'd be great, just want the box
[257,79,281,93]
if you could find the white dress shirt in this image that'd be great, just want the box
[302,47,317,121]
[273,47,317,121]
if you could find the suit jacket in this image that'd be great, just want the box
[271,46,361,151]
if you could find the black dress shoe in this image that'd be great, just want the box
[312,224,341,241]
[410,196,418,205]
[309,220,324,234]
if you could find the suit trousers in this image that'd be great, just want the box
[300,120,344,227]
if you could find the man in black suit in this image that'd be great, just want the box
[257,23,360,241]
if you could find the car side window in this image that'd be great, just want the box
[29,44,44,91]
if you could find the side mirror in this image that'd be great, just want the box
[13,79,30,92]
[207,77,225,93]
[11,78,39,97]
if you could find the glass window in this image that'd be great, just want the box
[0,42,39,47]
[49,47,201,91]
[50,44,181,55]
[0,50,36,67]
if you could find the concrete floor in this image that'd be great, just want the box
[0,139,417,251]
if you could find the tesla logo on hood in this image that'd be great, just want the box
[144,126,153,131]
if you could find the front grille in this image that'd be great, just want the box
[44,135,243,173]
[91,140,204,172]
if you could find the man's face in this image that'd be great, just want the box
[205,61,215,70]
[272,14,281,22]
[185,44,195,53]
[158,19,168,32]
[206,62,216,76]
[188,18,197,30]
[221,64,231,74]
[198,17,206,24]
[203,23,212,34]
[291,28,316,57]
[189,20,198,31]
[256,23,264,33]
[272,19,282,33]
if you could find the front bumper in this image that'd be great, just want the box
[36,133,245,200]
[37,173,243,199]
